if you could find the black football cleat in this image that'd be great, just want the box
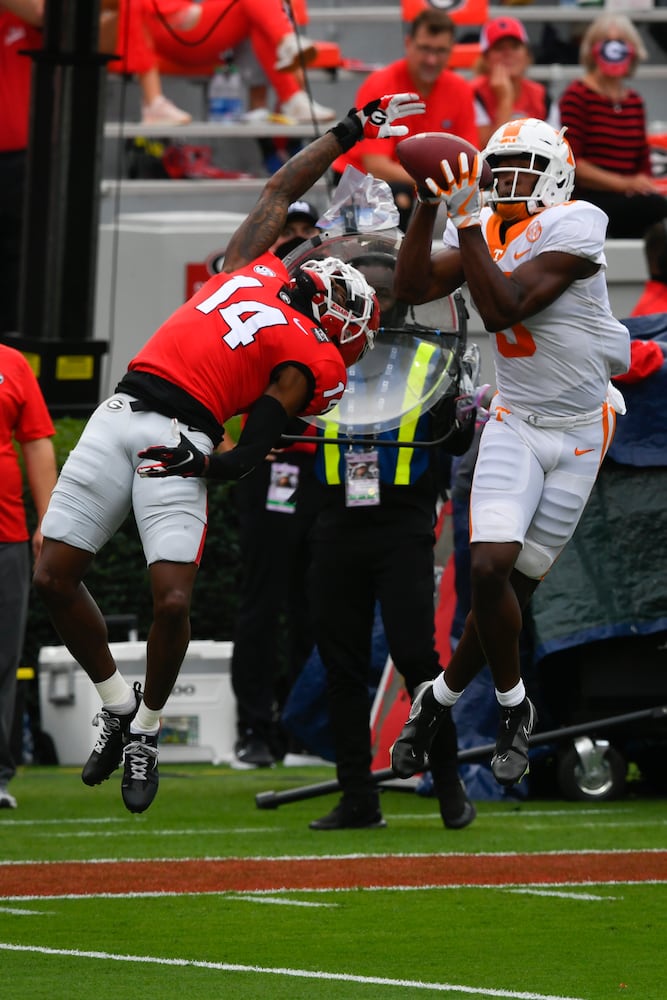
[390,682,447,778]
[438,779,477,830]
[81,682,142,786]
[121,732,160,813]
[491,697,537,787]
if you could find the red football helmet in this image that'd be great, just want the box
[293,257,379,367]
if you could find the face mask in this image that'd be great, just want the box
[592,39,634,77]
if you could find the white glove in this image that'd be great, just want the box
[331,93,425,151]
[357,92,425,139]
[426,153,483,229]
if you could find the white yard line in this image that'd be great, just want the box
[0,941,588,999]
[503,888,618,900]
[2,847,666,866]
[226,894,336,907]
[16,827,279,839]
[2,879,665,902]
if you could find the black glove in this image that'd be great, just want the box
[329,92,425,152]
[137,432,207,478]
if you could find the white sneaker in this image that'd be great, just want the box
[241,107,294,126]
[275,33,317,72]
[141,96,192,126]
[0,786,17,809]
[241,107,271,123]
[280,91,336,124]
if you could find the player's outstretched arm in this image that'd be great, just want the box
[223,94,425,272]
[137,368,312,481]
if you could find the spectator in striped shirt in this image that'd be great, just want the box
[558,13,667,239]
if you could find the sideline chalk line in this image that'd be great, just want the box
[0,942,586,1000]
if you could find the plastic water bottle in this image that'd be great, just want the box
[207,61,243,123]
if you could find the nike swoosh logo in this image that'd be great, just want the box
[574,448,595,456]
[513,248,531,260]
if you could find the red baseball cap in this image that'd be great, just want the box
[480,16,529,53]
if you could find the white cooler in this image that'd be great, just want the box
[38,640,235,766]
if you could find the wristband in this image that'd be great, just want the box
[329,109,363,152]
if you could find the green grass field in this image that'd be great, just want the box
[2,764,666,999]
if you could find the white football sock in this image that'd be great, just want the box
[432,673,463,707]
[131,703,161,735]
[95,671,134,713]
[496,679,526,708]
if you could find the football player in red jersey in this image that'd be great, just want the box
[33,92,425,815]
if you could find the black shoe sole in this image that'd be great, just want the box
[122,780,159,814]
[309,816,387,831]
[443,800,477,830]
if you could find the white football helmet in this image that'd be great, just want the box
[483,118,576,215]
[293,257,379,366]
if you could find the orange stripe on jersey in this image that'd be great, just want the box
[484,213,537,262]
[599,401,616,466]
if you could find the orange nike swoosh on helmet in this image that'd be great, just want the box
[513,248,531,260]
[574,447,595,456]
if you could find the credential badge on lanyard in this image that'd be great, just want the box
[266,461,299,513]
[344,449,380,507]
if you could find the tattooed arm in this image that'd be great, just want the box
[222,93,425,272]
[222,133,341,272]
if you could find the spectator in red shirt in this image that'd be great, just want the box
[0,343,57,809]
[111,0,334,126]
[558,12,667,238]
[332,9,478,230]
[102,0,193,125]
[472,16,558,150]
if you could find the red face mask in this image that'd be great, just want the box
[592,39,635,77]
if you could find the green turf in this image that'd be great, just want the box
[1,765,666,999]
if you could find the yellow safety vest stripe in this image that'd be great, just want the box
[323,341,442,486]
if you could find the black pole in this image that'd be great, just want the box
[255,704,667,809]
[19,0,106,343]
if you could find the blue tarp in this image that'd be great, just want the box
[607,315,667,468]
[531,314,667,661]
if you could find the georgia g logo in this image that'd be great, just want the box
[370,109,388,127]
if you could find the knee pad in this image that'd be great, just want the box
[515,540,553,580]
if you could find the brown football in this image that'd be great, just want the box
[396,132,494,190]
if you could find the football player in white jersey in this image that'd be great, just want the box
[390,117,630,788]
